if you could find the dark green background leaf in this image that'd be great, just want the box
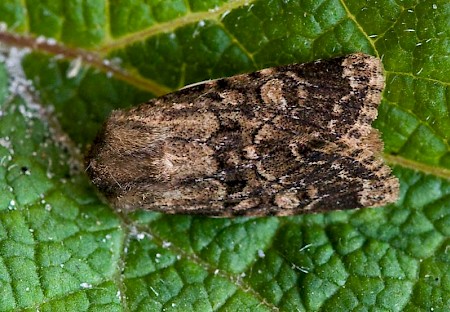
[0,0,449,310]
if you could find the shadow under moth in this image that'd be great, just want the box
[86,53,399,217]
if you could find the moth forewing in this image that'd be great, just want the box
[85,53,399,216]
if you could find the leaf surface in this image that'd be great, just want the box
[0,0,449,311]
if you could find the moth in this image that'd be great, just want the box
[85,53,399,217]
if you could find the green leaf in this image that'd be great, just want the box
[0,0,449,311]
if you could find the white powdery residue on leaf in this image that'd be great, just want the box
[0,137,13,154]
[299,243,313,252]
[67,57,83,78]
[257,249,265,258]
[35,35,58,46]
[103,58,121,78]
[129,225,152,241]
[109,57,122,68]
[0,155,12,166]
[7,163,18,171]
[149,286,159,297]
[192,21,206,37]
[47,38,57,46]
[46,168,54,179]
[2,40,85,181]
[35,35,47,44]
[291,263,309,274]
[80,282,93,289]
[208,5,219,13]
[0,46,41,115]
[8,199,16,210]
[221,10,231,19]
[162,241,172,248]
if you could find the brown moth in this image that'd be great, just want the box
[85,53,399,217]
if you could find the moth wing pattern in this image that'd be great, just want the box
[86,53,399,216]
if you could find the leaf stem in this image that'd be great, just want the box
[0,30,172,96]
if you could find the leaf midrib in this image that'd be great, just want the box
[98,0,256,53]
